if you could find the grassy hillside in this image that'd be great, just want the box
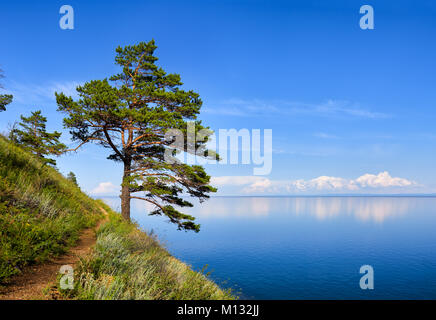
[0,135,103,283]
[0,135,234,299]
[58,201,235,300]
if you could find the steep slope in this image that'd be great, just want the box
[0,135,234,300]
[62,203,235,300]
[0,135,102,283]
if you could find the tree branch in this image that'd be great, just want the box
[103,127,125,161]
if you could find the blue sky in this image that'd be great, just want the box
[1,0,436,195]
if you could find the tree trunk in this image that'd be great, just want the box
[121,159,131,221]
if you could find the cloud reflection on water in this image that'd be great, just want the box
[100,196,418,224]
[193,197,416,223]
[292,197,415,222]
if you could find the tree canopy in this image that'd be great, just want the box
[0,68,13,112]
[11,110,67,166]
[67,171,79,186]
[56,40,217,231]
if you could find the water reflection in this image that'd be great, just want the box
[293,197,415,222]
[100,196,418,223]
[98,196,436,299]
[192,197,416,223]
[195,197,270,218]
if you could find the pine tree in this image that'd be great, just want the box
[56,41,217,231]
[0,68,13,112]
[12,110,67,166]
[67,171,79,187]
[0,95,12,112]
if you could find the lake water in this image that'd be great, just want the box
[101,196,436,299]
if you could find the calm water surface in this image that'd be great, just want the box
[101,196,436,299]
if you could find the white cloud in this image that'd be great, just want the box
[212,171,417,194]
[355,171,413,188]
[300,176,359,191]
[90,182,118,195]
[5,80,81,104]
[313,132,338,139]
[204,98,390,119]
[312,99,389,119]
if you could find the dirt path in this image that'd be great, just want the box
[0,208,108,300]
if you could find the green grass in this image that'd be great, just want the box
[0,135,235,299]
[62,202,236,300]
[0,135,103,283]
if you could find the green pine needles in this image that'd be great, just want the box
[0,95,12,112]
[0,68,12,112]
[56,40,216,232]
[67,171,79,187]
[10,110,67,166]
